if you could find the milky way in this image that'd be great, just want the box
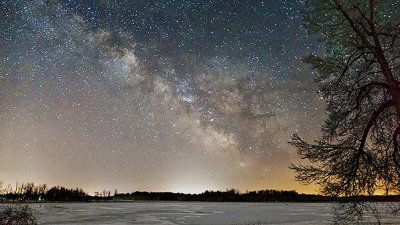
[0,0,325,194]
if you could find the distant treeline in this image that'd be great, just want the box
[114,189,333,202]
[113,189,400,202]
[1,182,400,203]
[0,182,89,202]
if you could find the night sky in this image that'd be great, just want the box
[0,0,325,194]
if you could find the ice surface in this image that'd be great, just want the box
[23,202,398,224]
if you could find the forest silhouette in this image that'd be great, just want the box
[1,182,399,203]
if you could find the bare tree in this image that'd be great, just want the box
[5,184,12,195]
[290,0,400,197]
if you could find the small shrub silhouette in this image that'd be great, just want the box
[0,205,38,225]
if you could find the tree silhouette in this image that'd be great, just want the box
[290,0,400,197]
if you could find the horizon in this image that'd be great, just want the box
[0,180,318,196]
[1,1,324,195]
[0,180,393,197]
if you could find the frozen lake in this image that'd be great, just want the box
[23,202,398,224]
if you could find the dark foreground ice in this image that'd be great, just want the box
[22,202,399,224]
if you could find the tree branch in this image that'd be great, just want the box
[358,99,395,154]
[333,0,373,48]
[392,126,400,169]
[354,82,389,109]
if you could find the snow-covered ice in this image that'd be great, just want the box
[26,202,398,224]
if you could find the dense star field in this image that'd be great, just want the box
[0,0,325,194]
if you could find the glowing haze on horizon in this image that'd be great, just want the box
[0,0,325,194]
